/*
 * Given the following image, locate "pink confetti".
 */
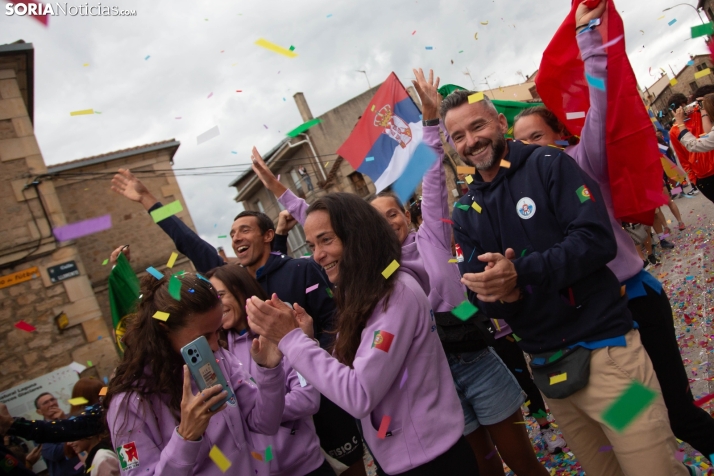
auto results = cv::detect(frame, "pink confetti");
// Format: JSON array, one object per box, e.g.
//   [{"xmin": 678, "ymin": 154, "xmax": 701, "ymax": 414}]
[
  {"xmin": 674, "ymin": 450, "xmax": 685, "ymax": 462},
  {"xmin": 412, "ymin": 30, "xmax": 416, "ymax": 35},
  {"xmin": 598, "ymin": 445, "xmax": 613, "ymax": 452},
  {"xmin": 74, "ymin": 462, "xmax": 84, "ymax": 470},
  {"xmin": 595, "ymin": 34, "xmax": 624, "ymax": 52},
  {"xmin": 306, "ymin": 283, "xmax": 319, "ymax": 293},
  {"xmin": 175, "ymin": 117, "xmax": 182, "ymax": 119},
  {"xmin": 207, "ymin": 92, "xmax": 213, "ymax": 99},
  {"xmin": 377, "ymin": 415, "xmax": 391, "ymax": 439}
]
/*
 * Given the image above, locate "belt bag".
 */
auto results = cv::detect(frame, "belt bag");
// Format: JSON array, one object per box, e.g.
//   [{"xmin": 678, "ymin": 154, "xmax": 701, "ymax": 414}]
[{"xmin": 529, "ymin": 346, "xmax": 591, "ymax": 399}]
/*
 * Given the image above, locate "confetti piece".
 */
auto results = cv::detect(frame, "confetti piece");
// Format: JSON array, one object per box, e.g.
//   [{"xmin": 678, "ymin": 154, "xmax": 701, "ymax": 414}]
[
  {"xmin": 440, "ymin": 218, "xmax": 454, "ymax": 225},
  {"xmin": 209, "ymin": 445, "xmax": 232, "ymax": 473},
  {"xmin": 687, "ymin": 60, "xmax": 695, "ymax": 66},
  {"xmin": 471, "ymin": 201, "xmax": 482, "ymax": 213},
  {"xmin": 377, "ymin": 415, "xmax": 391, "ymax": 439},
  {"xmin": 566, "ymin": 111, "xmax": 585, "ymax": 120},
  {"xmin": 550, "ymin": 373, "xmax": 568, "ymax": 385},
  {"xmin": 400, "ymin": 369, "xmax": 408, "ymax": 388},
  {"xmin": 412, "ymin": 30, "xmax": 416, "ymax": 35},
  {"xmin": 197, "ymin": 125, "xmax": 221, "ymax": 145},
  {"xmin": 668, "ymin": 19, "xmax": 677, "ymax": 26},
  {"xmin": 371, "ymin": 105, "xmax": 375, "ymax": 112},
  {"xmin": 102, "ymin": 259, "xmax": 109, "ymax": 266},
  {"xmin": 217, "ymin": 235, "xmax": 227, "ymax": 239},
  {"xmin": 602, "ymin": 381, "xmax": 657, "ymax": 432},
  {"xmin": 455, "ymin": 203, "xmax": 471, "ymax": 211},
  {"xmin": 68, "ymin": 397, "xmax": 89, "ymax": 406},
  {"xmin": 153, "ymin": 311, "xmax": 170, "ymax": 322},
  {"xmin": 265, "ymin": 446, "xmax": 273, "ymax": 462},
  {"xmin": 448, "ymin": 259, "xmax": 458, "ymax": 263},
  {"xmin": 326, "ymin": 288, "xmax": 333, "ymax": 298},
  {"xmin": 145, "ymin": 55, "xmax": 150, "ymax": 60},
  {"xmin": 586, "ymin": 73, "xmax": 606, "ymax": 91},
  {"xmin": 599, "ymin": 445, "xmax": 613, "ymax": 452},
  {"xmin": 83, "ymin": 63, "xmax": 89, "ymax": 67},
  {"xmin": 500, "ymin": 159, "xmax": 511, "ymax": 168},
  {"xmin": 175, "ymin": 117, "xmax": 182, "ymax": 120},
  {"xmin": 474, "ymin": 33, "xmax": 478, "ymax": 40},
  {"xmin": 670, "ymin": 78, "xmax": 678, "ymax": 86},
  {"xmin": 87, "ymin": 361, "xmax": 93, "ymax": 367},
  {"xmin": 451, "ymin": 301, "xmax": 479, "ymax": 321},
  {"xmin": 70, "ymin": 109, "xmax": 94, "ymax": 116},
  {"xmin": 150, "ymin": 200, "xmax": 184, "ymax": 223},
  {"xmin": 548, "ymin": 350, "xmax": 563, "ymax": 362},
  {"xmin": 255, "ymin": 38, "xmax": 299, "ymax": 58},
  {"xmin": 74, "ymin": 462, "xmax": 84, "ymax": 470},
  {"xmin": 287, "ymin": 118, "xmax": 322, "ymax": 137},
  {"xmin": 306, "ymin": 283, "xmax": 319, "ymax": 293},
  {"xmin": 289, "ymin": 45, "xmax": 295, "ymax": 51},
  {"xmin": 365, "ymin": 156, "xmax": 375, "ymax": 162},
  {"xmin": 53, "ymin": 214, "xmax": 112, "ymax": 241},
  {"xmin": 326, "ymin": 14, "xmax": 332, "ymax": 18},
  {"xmin": 657, "ymin": 15, "xmax": 665, "ymax": 20},
  {"xmin": 99, "ymin": 387, "xmax": 107, "ymax": 396},
  {"xmin": 480, "ymin": 20, "xmax": 489, "ymax": 25},
  {"xmin": 168, "ymin": 275, "xmax": 182, "ymax": 300},
  {"xmin": 166, "ymin": 252, "xmax": 178, "ymax": 268},
  {"xmin": 675, "ymin": 450, "xmax": 686, "ymax": 462},
  {"xmin": 251, "ymin": 452, "xmax": 263, "ymax": 462},
  {"xmin": 468, "ymin": 92, "xmax": 484, "ymax": 104},
  {"xmin": 146, "ymin": 267, "xmax": 164, "ymax": 280},
  {"xmin": 425, "ymin": 46, "xmax": 433, "ymax": 50},
  {"xmin": 457, "ymin": 165, "xmax": 476, "ymax": 174},
  {"xmin": 692, "ymin": 23, "xmax": 714, "ymax": 39},
  {"xmin": 14, "ymin": 321, "xmax": 36, "ymax": 332},
  {"xmin": 468, "ymin": 249, "xmax": 475, "ymax": 262},
  {"xmin": 694, "ymin": 392, "xmax": 714, "ymax": 407},
  {"xmin": 207, "ymin": 92, "xmax": 213, "ymax": 99},
  {"xmin": 595, "ymin": 34, "xmax": 624, "ymax": 52},
  {"xmin": 694, "ymin": 68, "xmax": 711, "ymax": 80},
  {"xmin": 465, "ymin": 175, "xmax": 474, "ymax": 184},
  {"xmin": 381, "ymin": 260, "xmax": 400, "ymax": 279}
]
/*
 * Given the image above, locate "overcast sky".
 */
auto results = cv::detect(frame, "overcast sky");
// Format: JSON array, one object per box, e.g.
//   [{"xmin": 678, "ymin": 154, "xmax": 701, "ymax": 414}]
[{"xmin": 1, "ymin": 0, "xmax": 708, "ymax": 256}]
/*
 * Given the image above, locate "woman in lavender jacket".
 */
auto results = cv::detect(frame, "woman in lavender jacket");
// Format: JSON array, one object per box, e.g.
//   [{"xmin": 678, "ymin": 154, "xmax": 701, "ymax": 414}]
[
  {"xmin": 205, "ymin": 265, "xmax": 333, "ymax": 476},
  {"xmin": 512, "ymin": 0, "xmax": 714, "ymax": 459},
  {"xmin": 105, "ymin": 272, "xmax": 286, "ymax": 476},
  {"xmin": 246, "ymin": 193, "xmax": 478, "ymax": 476}
]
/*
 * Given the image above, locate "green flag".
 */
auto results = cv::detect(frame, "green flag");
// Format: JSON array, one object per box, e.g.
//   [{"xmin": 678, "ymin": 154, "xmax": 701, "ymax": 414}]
[
  {"xmin": 108, "ymin": 252, "xmax": 140, "ymax": 352},
  {"xmin": 437, "ymin": 83, "xmax": 543, "ymax": 137}
]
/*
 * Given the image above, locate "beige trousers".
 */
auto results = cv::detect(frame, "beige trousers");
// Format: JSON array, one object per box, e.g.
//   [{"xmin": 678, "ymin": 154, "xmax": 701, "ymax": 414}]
[{"xmin": 542, "ymin": 330, "xmax": 688, "ymax": 476}]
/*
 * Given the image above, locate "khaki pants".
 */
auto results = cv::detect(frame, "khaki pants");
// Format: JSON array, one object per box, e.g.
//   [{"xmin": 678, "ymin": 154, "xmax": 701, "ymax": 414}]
[{"xmin": 542, "ymin": 330, "xmax": 688, "ymax": 476}]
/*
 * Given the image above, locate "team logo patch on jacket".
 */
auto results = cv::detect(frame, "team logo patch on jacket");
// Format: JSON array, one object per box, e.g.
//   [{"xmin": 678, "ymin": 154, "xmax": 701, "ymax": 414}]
[
  {"xmin": 116, "ymin": 442, "xmax": 140, "ymax": 470},
  {"xmin": 372, "ymin": 330, "xmax": 395, "ymax": 353},
  {"xmin": 576, "ymin": 185, "xmax": 594, "ymax": 203},
  {"xmin": 516, "ymin": 197, "xmax": 536, "ymax": 220}
]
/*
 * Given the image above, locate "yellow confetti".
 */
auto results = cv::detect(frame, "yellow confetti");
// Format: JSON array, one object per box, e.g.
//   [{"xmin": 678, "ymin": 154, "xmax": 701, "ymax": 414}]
[
  {"xmin": 166, "ymin": 252, "xmax": 179, "ymax": 268},
  {"xmin": 448, "ymin": 259, "xmax": 458, "ymax": 263},
  {"xmin": 99, "ymin": 387, "xmax": 108, "ymax": 396},
  {"xmin": 70, "ymin": 109, "xmax": 94, "ymax": 116},
  {"xmin": 153, "ymin": 311, "xmax": 170, "ymax": 322},
  {"xmin": 83, "ymin": 63, "xmax": 89, "ymax": 67},
  {"xmin": 550, "ymin": 373, "xmax": 568, "ymax": 385},
  {"xmin": 694, "ymin": 68, "xmax": 711, "ymax": 80},
  {"xmin": 525, "ymin": 400, "xmax": 531, "ymax": 407},
  {"xmin": 500, "ymin": 159, "xmax": 511, "ymax": 168},
  {"xmin": 209, "ymin": 445, "xmax": 232, "ymax": 473},
  {"xmin": 620, "ymin": 285, "xmax": 626, "ymax": 297},
  {"xmin": 371, "ymin": 105, "xmax": 375, "ymax": 112},
  {"xmin": 457, "ymin": 165, "xmax": 476, "ymax": 175},
  {"xmin": 471, "ymin": 202, "xmax": 482, "ymax": 213},
  {"xmin": 657, "ymin": 15, "xmax": 665, "ymax": 20},
  {"xmin": 68, "ymin": 397, "xmax": 89, "ymax": 406},
  {"xmin": 254, "ymin": 38, "xmax": 298, "ymax": 58},
  {"xmin": 381, "ymin": 260, "xmax": 400, "ymax": 279},
  {"xmin": 468, "ymin": 92, "xmax": 484, "ymax": 104},
  {"xmin": 474, "ymin": 33, "xmax": 478, "ymax": 40},
  {"xmin": 480, "ymin": 20, "xmax": 489, "ymax": 25},
  {"xmin": 465, "ymin": 175, "xmax": 474, "ymax": 184}
]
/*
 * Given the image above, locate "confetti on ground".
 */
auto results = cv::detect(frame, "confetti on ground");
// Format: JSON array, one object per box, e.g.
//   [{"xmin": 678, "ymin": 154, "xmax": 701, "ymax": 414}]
[
  {"xmin": 468, "ymin": 92, "xmax": 484, "ymax": 104},
  {"xmin": 146, "ymin": 267, "xmax": 164, "ymax": 280},
  {"xmin": 377, "ymin": 415, "xmax": 391, "ymax": 439},
  {"xmin": 166, "ymin": 252, "xmax": 178, "ymax": 268},
  {"xmin": 197, "ymin": 125, "xmax": 220, "ymax": 145},
  {"xmin": 452, "ymin": 300, "xmax": 478, "ymax": 321},
  {"xmin": 601, "ymin": 381, "xmax": 657, "ymax": 432},
  {"xmin": 152, "ymin": 311, "xmax": 170, "ymax": 322},
  {"xmin": 14, "ymin": 321, "xmax": 36, "ymax": 332},
  {"xmin": 68, "ymin": 397, "xmax": 89, "ymax": 406},
  {"xmin": 53, "ymin": 214, "xmax": 112, "ymax": 241},
  {"xmin": 255, "ymin": 38, "xmax": 299, "ymax": 58},
  {"xmin": 306, "ymin": 283, "xmax": 319, "ymax": 293},
  {"xmin": 209, "ymin": 445, "xmax": 231, "ymax": 473},
  {"xmin": 381, "ymin": 260, "xmax": 400, "ymax": 279},
  {"xmin": 70, "ymin": 109, "xmax": 94, "ymax": 116},
  {"xmin": 150, "ymin": 200, "xmax": 184, "ymax": 223}
]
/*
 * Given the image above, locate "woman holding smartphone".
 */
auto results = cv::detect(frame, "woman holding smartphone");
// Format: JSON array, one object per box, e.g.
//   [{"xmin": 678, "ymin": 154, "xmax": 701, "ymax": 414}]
[
  {"xmin": 246, "ymin": 193, "xmax": 478, "ymax": 476},
  {"xmin": 105, "ymin": 272, "xmax": 285, "ymax": 476},
  {"xmin": 205, "ymin": 266, "xmax": 333, "ymax": 476}
]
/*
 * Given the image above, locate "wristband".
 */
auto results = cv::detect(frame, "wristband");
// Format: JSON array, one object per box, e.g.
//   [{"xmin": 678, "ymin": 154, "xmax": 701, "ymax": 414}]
[
  {"xmin": 577, "ymin": 18, "xmax": 601, "ymax": 34},
  {"xmin": 422, "ymin": 118, "xmax": 440, "ymax": 127}
]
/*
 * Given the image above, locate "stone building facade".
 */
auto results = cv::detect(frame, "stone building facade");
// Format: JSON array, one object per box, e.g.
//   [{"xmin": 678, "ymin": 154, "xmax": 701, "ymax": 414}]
[{"xmin": 647, "ymin": 54, "xmax": 714, "ymax": 122}]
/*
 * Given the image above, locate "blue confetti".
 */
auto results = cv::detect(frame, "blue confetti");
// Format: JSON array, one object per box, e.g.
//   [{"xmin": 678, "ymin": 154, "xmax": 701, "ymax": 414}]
[
  {"xmin": 585, "ymin": 73, "xmax": 606, "ymax": 91},
  {"xmin": 688, "ymin": 60, "xmax": 695, "ymax": 66},
  {"xmin": 668, "ymin": 18, "xmax": 677, "ymax": 26},
  {"xmin": 145, "ymin": 55, "xmax": 150, "ymax": 60},
  {"xmin": 365, "ymin": 156, "xmax": 375, "ymax": 162},
  {"xmin": 231, "ymin": 151, "xmax": 237, "ymax": 154},
  {"xmin": 326, "ymin": 13, "xmax": 332, "ymax": 18},
  {"xmin": 425, "ymin": 46, "xmax": 434, "ymax": 50},
  {"xmin": 468, "ymin": 248, "xmax": 476, "ymax": 262},
  {"xmin": 146, "ymin": 267, "xmax": 164, "ymax": 279},
  {"xmin": 554, "ymin": 140, "xmax": 569, "ymax": 146}
]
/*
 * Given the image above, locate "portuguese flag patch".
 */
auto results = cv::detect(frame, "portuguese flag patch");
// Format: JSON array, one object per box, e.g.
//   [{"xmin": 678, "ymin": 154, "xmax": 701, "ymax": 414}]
[
  {"xmin": 576, "ymin": 185, "xmax": 594, "ymax": 203},
  {"xmin": 372, "ymin": 330, "xmax": 395, "ymax": 353}
]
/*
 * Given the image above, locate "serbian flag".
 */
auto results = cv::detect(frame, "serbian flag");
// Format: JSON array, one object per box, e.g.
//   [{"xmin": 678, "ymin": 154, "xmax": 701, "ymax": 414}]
[
  {"xmin": 337, "ymin": 73, "xmax": 436, "ymax": 199},
  {"xmin": 536, "ymin": 0, "xmax": 665, "ymax": 225}
]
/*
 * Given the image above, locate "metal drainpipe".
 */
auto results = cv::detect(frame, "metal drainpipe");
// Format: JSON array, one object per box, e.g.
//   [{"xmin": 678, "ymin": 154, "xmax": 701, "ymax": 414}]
[{"xmin": 296, "ymin": 133, "xmax": 328, "ymax": 181}]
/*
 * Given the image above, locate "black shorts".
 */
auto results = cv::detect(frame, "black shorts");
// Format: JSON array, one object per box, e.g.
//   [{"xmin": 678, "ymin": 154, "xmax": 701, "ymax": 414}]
[{"xmin": 313, "ymin": 395, "xmax": 363, "ymax": 466}]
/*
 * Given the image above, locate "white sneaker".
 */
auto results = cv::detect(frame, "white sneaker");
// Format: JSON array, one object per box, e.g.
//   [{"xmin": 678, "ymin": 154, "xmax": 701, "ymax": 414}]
[{"xmin": 541, "ymin": 426, "xmax": 566, "ymax": 454}]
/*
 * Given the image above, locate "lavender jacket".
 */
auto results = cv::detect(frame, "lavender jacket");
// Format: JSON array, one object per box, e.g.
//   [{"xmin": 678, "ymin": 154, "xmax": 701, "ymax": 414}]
[
  {"xmin": 564, "ymin": 29, "xmax": 643, "ymax": 283},
  {"xmin": 107, "ymin": 348, "xmax": 285, "ymax": 476},
  {"xmin": 226, "ymin": 331, "xmax": 324, "ymax": 476},
  {"xmin": 278, "ymin": 144, "xmax": 465, "ymax": 313},
  {"xmin": 277, "ymin": 271, "xmax": 464, "ymax": 474}
]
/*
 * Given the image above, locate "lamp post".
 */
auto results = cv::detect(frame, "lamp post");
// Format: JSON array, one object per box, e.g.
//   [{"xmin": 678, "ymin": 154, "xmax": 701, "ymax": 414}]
[
  {"xmin": 663, "ymin": 3, "xmax": 707, "ymax": 25},
  {"xmin": 356, "ymin": 70, "xmax": 371, "ymax": 89}
]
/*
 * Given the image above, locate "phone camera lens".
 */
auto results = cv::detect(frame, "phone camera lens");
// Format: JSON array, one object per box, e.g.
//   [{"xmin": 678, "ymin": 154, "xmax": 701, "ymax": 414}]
[
  {"xmin": 191, "ymin": 356, "xmax": 197, "ymax": 363},
  {"xmin": 188, "ymin": 349, "xmax": 193, "ymax": 355}
]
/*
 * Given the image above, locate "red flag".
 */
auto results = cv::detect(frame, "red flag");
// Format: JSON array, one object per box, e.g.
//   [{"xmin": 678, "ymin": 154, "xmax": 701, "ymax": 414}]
[{"xmin": 536, "ymin": 0, "xmax": 665, "ymax": 225}]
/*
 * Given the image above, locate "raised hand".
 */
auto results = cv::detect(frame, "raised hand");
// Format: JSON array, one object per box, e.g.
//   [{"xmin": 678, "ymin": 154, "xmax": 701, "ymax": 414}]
[
  {"xmin": 276, "ymin": 210, "xmax": 297, "ymax": 235},
  {"xmin": 575, "ymin": 0, "xmax": 606, "ymax": 28},
  {"xmin": 111, "ymin": 169, "xmax": 158, "ymax": 210},
  {"xmin": 251, "ymin": 147, "xmax": 288, "ymax": 198},
  {"xmin": 109, "ymin": 245, "xmax": 130, "ymax": 266},
  {"xmin": 250, "ymin": 335, "xmax": 284, "ymax": 369},
  {"xmin": 411, "ymin": 68, "xmax": 441, "ymax": 121},
  {"xmin": 246, "ymin": 293, "xmax": 298, "ymax": 344}
]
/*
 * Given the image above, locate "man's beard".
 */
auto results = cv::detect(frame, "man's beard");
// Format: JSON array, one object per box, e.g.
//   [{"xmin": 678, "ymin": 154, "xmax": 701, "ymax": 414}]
[{"xmin": 463, "ymin": 135, "xmax": 506, "ymax": 171}]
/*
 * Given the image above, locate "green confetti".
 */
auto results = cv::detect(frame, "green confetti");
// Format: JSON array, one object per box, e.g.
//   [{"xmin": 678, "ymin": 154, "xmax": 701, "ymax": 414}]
[
  {"xmin": 548, "ymin": 350, "xmax": 563, "ymax": 363},
  {"xmin": 265, "ymin": 445, "xmax": 273, "ymax": 462},
  {"xmin": 451, "ymin": 300, "xmax": 478, "ymax": 321},
  {"xmin": 601, "ymin": 381, "xmax": 657, "ymax": 432},
  {"xmin": 102, "ymin": 259, "xmax": 109, "ymax": 265},
  {"xmin": 326, "ymin": 288, "xmax": 333, "ymax": 298},
  {"xmin": 150, "ymin": 200, "xmax": 184, "ymax": 223},
  {"xmin": 289, "ymin": 45, "xmax": 295, "ymax": 51},
  {"xmin": 169, "ymin": 275, "xmax": 182, "ymax": 301},
  {"xmin": 217, "ymin": 235, "xmax": 227, "ymax": 238},
  {"xmin": 533, "ymin": 409, "xmax": 548, "ymax": 419},
  {"xmin": 87, "ymin": 361, "xmax": 93, "ymax": 367},
  {"xmin": 286, "ymin": 118, "xmax": 322, "ymax": 138},
  {"xmin": 691, "ymin": 22, "xmax": 714, "ymax": 39},
  {"xmin": 454, "ymin": 203, "xmax": 471, "ymax": 211},
  {"xmin": 512, "ymin": 334, "xmax": 521, "ymax": 342},
  {"xmin": 520, "ymin": 249, "xmax": 527, "ymax": 257}
]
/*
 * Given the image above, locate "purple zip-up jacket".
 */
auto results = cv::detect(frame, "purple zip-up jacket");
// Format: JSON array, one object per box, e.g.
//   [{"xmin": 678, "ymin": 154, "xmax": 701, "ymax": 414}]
[
  {"xmin": 564, "ymin": 29, "xmax": 642, "ymax": 283},
  {"xmin": 107, "ymin": 348, "xmax": 285, "ymax": 476},
  {"xmin": 277, "ymin": 271, "xmax": 464, "ymax": 475},
  {"xmin": 278, "ymin": 145, "xmax": 464, "ymax": 313},
  {"xmin": 226, "ymin": 331, "xmax": 324, "ymax": 476}
]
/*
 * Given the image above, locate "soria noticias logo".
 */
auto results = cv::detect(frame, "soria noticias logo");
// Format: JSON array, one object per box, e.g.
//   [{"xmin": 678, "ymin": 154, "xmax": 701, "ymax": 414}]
[{"xmin": 5, "ymin": 3, "xmax": 137, "ymax": 16}]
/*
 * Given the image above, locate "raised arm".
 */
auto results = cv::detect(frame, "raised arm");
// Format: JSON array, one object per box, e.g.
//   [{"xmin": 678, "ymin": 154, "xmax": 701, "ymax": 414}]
[
  {"xmin": 675, "ymin": 107, "xmax": 714, "ymax": 153},
  {"xmin": 111, "ymin": 169, "xmax": 223, "ymax": 273},
  {"xmin": 6, "ymin": 404, "xmax": 104, "ymax": 443}
]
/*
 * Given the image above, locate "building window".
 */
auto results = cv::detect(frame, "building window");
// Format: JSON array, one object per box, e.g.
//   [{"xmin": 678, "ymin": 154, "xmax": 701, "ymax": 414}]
[
  {"xmin": 709, "ymin": 8, "xmax": 714, "ymax": 22},
  {"xmin": 254, "ymin": 199, "xmax": 264, "ymax": 213},
  {"xmin": 290, "ymin": 169, "xmax": 303, "ymax": 191},
  {"xmin": 696, "ymin": 63, "xmax": 709, "ymax": 71},
  {"xmin": 349, "ymin": 172, "xmax": 369, "ymax": 197},
  {"xmin": 287, "ymin": 224, "xmax": 309, "ymax": 258},
  {"xmin": 690, "ymin": 81, "xmax": 699, "ymax": 94}
]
